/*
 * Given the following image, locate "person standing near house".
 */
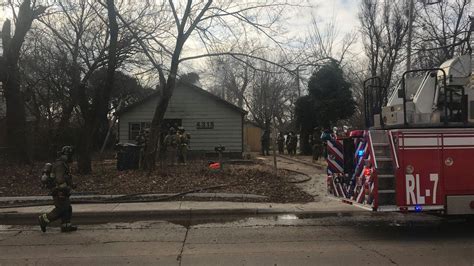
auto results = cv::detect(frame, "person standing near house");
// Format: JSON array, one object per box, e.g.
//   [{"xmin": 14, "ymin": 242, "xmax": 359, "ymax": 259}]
[
  {"xmin": 38, "ymin": 146, "xmax": 77, "ymax": 233},
  {"xmin": 177, "ymin": 127, "xmax": 190, "ymax": 165},
  {"xmin": 277, "ymin": 132, "xmax": 285, "ymax": 154},
  {"xmin": 290, "ymin": 132, "xmax": 298, "ymax": 155},
  {"xmin": 342, "ymin": 125, "xmax": 350, "ymax": 137},
  {"xmin": 286, "ymin": 132, "xmax": 293, "ymax": 155},
  {"xmin": 164, "ymin": 127, "xmax": 178, "ymax": 165},
  {"xmin": 260, "ymin": 129, "xmax": 270, "ymax": 156},
  {"xmin": 311, "ymin": 128, "xmax": 322, "ymax": 162},
  {"xmin": 136, "ymin": 129, "xmax": 148, "ymax": 169},
  {"xmin": 320, "ymin": 127, "xmax": 334, "ymax": 159}
]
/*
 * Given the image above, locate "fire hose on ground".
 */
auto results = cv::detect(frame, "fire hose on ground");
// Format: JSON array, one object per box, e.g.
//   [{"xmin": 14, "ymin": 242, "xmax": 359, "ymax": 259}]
[
  {"xmin": 0, "ymin": 169, "xmax": 312, "ymax": 209},
  {"xmin": 0, "ymin": 183, "xmax": 237, "ymax": 209}
]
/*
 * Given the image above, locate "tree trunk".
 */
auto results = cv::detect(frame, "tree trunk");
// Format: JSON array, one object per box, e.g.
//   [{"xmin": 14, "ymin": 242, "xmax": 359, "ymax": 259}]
[
  {"xmin": 299, "ymin": 130, "xmax": 311, "ymax": 155},
  {"xmin": 143, "ymin": 35, "xmax": 185, "ymax": 170},
  {"xmin": 3, "ymin": 63, "xmax": 30, "ymax": 163},
  {"xmin": 1, "ymin": 1, "xmax": 46, "ymax": 163},
  {"xmin": 143, "ymin": 69, "xmax": 179, "ymax": 170},
  {"xmin": 143, "ymin": 92, "xmax": 170, "ymax": 171},
  {"xmin": 1, "ymin": 2, "xmax": 38, "ymax": 163},
  {"xmin": 76, "ymin": 0, "xmax": 118, "ymax": 174},
  {"xmin": 76, "ymin": 121, "xmax": 93, "ymax": 174},
  {"xmin": 100, "ymin": 115, "xmax": 117, "ymax": 153}
]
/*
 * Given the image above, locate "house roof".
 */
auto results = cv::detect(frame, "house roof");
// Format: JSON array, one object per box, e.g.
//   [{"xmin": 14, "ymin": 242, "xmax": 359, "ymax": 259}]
[{"xmin": 115, "ymin": 83, "xmax": 247, "ymax": 116}]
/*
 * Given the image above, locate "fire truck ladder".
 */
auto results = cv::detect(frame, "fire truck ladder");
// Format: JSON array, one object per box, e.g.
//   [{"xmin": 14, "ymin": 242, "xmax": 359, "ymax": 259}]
[{"xmin": 370, "ymin": 130, "xmax": 397, "ymax": 207}]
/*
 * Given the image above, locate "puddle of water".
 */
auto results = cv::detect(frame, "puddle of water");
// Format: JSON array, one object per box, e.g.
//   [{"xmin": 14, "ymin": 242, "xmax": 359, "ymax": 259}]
[
  {"xmin": 165, "ymin": 213, "xmax": 348, "ymax": 228},
  {"xmin": 277, "ymin": 214, "xmax": 298, "ymax": 220},
  {"xmin": 0, "ymin": 224, "xmax": 13, "ymax": 230},
  {"xmin": 165, "ymin": 214, "xmax": 309, "ymax": 228},
  {"xmin": 166, "ymin": 216, "xmax": 246, "ymax": 228}
]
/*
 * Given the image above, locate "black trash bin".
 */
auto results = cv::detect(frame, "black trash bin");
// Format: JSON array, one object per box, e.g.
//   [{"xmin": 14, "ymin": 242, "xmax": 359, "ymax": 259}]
[{"xmin": 116, "ymin": 143, "xmax": 140, "ymax": 171}]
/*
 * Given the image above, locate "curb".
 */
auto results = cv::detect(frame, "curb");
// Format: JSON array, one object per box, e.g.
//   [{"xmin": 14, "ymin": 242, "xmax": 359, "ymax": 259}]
[{"xmin": 0, "ymin": 208, "xmax": 366, "ymax": 225}]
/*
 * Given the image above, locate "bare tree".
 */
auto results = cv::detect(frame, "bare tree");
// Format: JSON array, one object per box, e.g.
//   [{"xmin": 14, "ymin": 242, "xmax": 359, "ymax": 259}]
[
  {"xmin": 359, "ymin": 0, "xmax": 409, "ymax": 100},
  {"xmin": 308, "ymin": 14, "xmax": 358, "ymax": 66},
  {"xmin": 0, "ymin": 0, "xmax": 46, "ymax": 163},
  {"xmin": 247, "ymin": 62, "xmax": 296, "ymax": 131},
  {"xmin": 413, "ymin": 0, "xmax": 470, "ymax": 69},
  {"xmin": 73, "ymin": 0, "xmax": 119, "ymax": 173},
  {"xmin": 208, "ymin": 55, "xmax": 254, "ymax": 109},
  {"xmin": 115, "ymin": 0, "xmax": 294, "ymax": 170},
  {"xmin": 27, "ymin": 0, "xmax": 135, "ymax": 173},
  {"xmin": 206, "ymin": 49, "xmax": 298, "ymax": 132}
]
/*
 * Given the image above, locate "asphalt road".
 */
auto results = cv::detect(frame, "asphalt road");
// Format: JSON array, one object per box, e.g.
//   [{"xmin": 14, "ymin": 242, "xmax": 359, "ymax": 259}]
[{"xmin": 1, "ymin": 212, "xmax": 474, "ymax": 266}]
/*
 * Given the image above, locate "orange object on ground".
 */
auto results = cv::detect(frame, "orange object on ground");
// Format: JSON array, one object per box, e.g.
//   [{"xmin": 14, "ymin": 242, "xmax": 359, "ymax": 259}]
[{"xmin": 209, "ymin": 162, "xmax": 221, "ymax": 169}]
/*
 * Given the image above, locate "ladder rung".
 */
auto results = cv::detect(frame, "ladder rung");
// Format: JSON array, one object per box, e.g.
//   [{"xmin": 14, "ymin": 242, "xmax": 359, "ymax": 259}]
[
  {"xmin": 373, "ymin": 143, "xmax": 389, "ymax": 146},
  {"xmin": 378, "ymin": 174, "xmax": 394, "ymax": 178},
  {"xmin": 377, "ymin": 157, "xmax": 392, "ymax": 161},
  {"xmin": 379, "ymin": 189, "xmax": 395, "ymax": 193}
]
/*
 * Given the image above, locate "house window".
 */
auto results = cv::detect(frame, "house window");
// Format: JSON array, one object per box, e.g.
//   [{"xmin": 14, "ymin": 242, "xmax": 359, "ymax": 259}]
[{"xmin": 128, "ymin": 122, "xmax": 150, "ymax": 140}]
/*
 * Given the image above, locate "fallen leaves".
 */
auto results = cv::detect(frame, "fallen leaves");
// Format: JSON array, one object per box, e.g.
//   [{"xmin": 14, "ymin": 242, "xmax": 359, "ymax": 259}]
[{"xmin": 0, "ymin": 160, "xmax": 313, "ymax": 203}]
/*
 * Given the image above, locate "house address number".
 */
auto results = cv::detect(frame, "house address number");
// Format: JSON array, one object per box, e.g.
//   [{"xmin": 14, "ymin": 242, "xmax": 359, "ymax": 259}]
[{"xmin": 196, "ymin": 121, "xmax": 214, "ymax": 129}]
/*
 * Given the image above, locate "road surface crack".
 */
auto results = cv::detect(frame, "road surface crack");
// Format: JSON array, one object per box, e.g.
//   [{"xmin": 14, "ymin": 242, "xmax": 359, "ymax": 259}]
[
  {"xmin": 327, "ymin": 227, "xmax": 398, "ymax": 265},
  {"xmin": 0, "ymin": 230, "xmax": 22, "ymax": 243},
  {"xmin": 365, "ymin": 247, "xmax": 398, "ymax": 265},
  {"xmin": 176, "ymin": 226, "xmax": 189, "ymax": 266}
]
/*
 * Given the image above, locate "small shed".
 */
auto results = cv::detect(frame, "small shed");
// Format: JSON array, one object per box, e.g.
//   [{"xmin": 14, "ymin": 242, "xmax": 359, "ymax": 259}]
[
  {"xmin": 243, "ymin": 120, "xmax": 263, "ymax": 152},
  {"xmin": 116, "ymin": 84, "xmax": 247, "ymax": 157}
]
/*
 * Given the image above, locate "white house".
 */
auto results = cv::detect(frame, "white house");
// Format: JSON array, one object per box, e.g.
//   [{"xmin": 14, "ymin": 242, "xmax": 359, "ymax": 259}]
[{"xmin": 116, "ymin": 84, "xmax": 247, "ymax": 157}]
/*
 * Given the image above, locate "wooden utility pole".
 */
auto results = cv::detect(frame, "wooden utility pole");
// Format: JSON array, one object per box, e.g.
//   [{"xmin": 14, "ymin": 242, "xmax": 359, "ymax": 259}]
[
  {"xmin": 406, "ymin": 0, "xmax": 415, "ymax": 72},
  {"xmin": 296, "ymin": 66, "xmax": 300, "ymax": 98},
  {"xmin": 272, "ymin": 116, "xmax": 278, "ymax": 175}
]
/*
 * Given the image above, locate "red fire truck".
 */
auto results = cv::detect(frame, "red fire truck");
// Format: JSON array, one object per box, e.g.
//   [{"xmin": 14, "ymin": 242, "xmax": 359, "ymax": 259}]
[{"xmin": 327, "ymin": 52, "xmax": 474, "ymax": 215}]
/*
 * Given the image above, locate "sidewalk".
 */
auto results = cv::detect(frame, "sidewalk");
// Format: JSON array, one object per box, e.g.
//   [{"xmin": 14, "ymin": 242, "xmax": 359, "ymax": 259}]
[
  {"xmin": 0, "ymin": 199, "xmax": 364, "ymax": 223},
  {"xmin": 258, "ymin": 155, "xmax": 328, "ymax": 203}
]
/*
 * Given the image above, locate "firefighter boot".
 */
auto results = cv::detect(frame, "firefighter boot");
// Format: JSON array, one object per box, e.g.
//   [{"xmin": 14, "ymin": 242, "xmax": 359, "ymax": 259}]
[
  {"xmin": 61, "ymin": 223, "xmax": 78, "ymax": 233},
  {"xmin": 38, "ymin": 214, "xmax": 49, "ymax": 233}
]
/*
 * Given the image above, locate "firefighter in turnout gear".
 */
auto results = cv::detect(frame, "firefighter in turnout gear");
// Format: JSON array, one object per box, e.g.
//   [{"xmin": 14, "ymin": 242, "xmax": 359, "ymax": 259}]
[
  {"xmin": 136, "ymin": 129, "xmax": 149, "ymax": 169},
  {"xmin": 164, "ymin": 127, "xmax": 178, "ymax": 166},
  {"xmin": 177, "ymin": 127, "xmax": 190, "ymax": 165},
  {"xmin": 287, "ymin": 132, "xmax": 298, "ymax": 155},
  {"xmin": 277, "ymin": 133, "xmax": 285, "ymax": 154},
  {"xmin": 311, "ymin": 128, "xmax": 323, "ymax": 162},
  {"xmin": 38, "ymin": 146, "xmax": 77, "ymax": 233},
  {"xmin": 261, "ymin": 130, "xmax": 270, "ymax": 156}
]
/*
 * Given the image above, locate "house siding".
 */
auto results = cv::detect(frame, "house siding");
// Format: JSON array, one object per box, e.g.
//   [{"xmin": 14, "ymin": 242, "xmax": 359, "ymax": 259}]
[{"xmin": 118, "ymin": 85, "xmax": 243, "ymax": 153}]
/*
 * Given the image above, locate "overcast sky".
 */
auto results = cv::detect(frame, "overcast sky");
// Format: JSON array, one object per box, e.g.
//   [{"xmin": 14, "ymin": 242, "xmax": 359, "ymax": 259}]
[
  {"xmin": 1, "ymin": 0, "xmax": 363, "ymax": 51},
  {"xmin": 0, "ymin": 0, "xmax": 364, "ymax": 85},
  {"xmin": 286, "ymin": 0, "xmax": 364, "ymax": 71},
  {"xmin": 287, "ymin": 0, "xmax": 360, "ymax": 40},
  {"xmin": 186, "ymin": 0, "xmax": 364, "ymax": 79}
]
